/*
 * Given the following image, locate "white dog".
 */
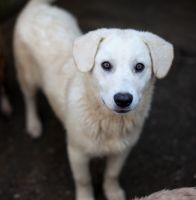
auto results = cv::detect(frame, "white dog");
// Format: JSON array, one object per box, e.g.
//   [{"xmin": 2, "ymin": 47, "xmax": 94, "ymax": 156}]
[{"xmin": 14, "ymin": 0, "xmax": 174, "ymax": 200}]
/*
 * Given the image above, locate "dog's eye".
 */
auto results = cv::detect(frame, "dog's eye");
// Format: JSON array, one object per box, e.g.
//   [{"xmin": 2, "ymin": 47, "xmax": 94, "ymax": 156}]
[
  {"xmin": 101, "ymin": 61, "xmax": 113, "ymax": 71},
  {"xmin": 134, "ymin": 63, "xmax": 145, "ymax": 73}
]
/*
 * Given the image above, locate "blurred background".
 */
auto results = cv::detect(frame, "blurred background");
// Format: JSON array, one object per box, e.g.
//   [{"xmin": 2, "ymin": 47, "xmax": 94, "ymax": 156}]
[{"xmin": 0, "ymin": 0, "xmax": 196, "ymax": 199}]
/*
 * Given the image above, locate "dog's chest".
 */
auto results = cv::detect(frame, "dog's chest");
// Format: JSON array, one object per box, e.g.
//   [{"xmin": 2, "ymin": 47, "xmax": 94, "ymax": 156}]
[
  {"xmin": 93, "ymin": 120, "xmax": 138, "ymax": 155},
  {"xmin": 75, "ymin": 111, "xmax": 143, "ymax": 155}
]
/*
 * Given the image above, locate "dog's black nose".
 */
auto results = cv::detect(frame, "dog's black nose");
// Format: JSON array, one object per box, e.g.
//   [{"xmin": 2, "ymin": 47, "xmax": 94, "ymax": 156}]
[{"xmin": 114, "ymin": 93, "xmax": 133, "ymax": 108}]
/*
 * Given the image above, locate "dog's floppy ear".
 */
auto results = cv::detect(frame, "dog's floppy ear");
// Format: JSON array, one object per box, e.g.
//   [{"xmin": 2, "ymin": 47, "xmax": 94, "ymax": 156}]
[
  {"xmin": 141, "ymin": 32, "xmax": 174, "ymax": 79},
  {"xmin": 73, "ymin": 29, "xmax": 108, "ymax": 72}
]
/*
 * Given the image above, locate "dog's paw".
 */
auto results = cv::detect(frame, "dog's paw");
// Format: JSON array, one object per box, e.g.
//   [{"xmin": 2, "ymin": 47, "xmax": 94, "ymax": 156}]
[
  {"xmin": 77, "ymin": 198, "xmax": 94, "ymax": 200},
  {"xmin": 76, "ymin": 194, "xmax": 95, "ymax": 200},
  {"xmin": 104, "ymin": 181, "xmax": 126, "ymax": 200},
  {"xmin": 76, "ymin": 187, "xmax": 95, "ymax": 200},
  {"xmin": 27, "ymin": 117, "xmax": 42, "ymax": 138},
  {"xmin": 105, "ymin": 188, "xmax": 126, "ymax": 200}
]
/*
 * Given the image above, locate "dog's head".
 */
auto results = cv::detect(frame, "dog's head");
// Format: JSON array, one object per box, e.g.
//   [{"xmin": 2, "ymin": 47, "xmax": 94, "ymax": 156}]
[{"xmin": 73, "ymin": 29, "xmax": 174, "ymax": 114}]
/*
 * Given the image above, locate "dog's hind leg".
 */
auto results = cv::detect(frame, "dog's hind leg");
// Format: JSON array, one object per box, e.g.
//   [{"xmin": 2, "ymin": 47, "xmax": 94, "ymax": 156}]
[{"xmin": 18, "ymin": 72, "xmax": 42, "ymax": 138}]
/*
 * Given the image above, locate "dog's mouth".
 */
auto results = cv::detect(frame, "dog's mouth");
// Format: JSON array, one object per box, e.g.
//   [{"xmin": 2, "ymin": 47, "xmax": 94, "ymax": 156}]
[
  {"xmin": 101, "ymin": 98, "xmax": 131, "ymax": 114},
  {"xmin": 114, "ymin": 108, "xmax": 131, "ymax": 114}
]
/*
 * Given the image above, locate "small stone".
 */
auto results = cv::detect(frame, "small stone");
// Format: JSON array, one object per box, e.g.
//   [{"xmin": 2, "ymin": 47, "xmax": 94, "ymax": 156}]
[{"xmin": 13, "ymin": 193, "xmax": 20, "ymax": 199}]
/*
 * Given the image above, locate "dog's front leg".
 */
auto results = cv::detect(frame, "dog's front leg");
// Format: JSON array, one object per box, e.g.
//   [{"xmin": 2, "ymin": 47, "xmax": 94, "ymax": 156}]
[
  {"xmin": 104, "ymin": 150, "xmax": 130, "ymax": 200},
  {"xmin": 68, "ymin": 145, "xmax": 94, "ymax": 200}
]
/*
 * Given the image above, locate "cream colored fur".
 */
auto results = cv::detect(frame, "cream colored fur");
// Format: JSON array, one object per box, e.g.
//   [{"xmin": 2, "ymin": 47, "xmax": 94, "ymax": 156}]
[
  {"xmin": 14, "ymin": 0, "xmax": 174, "ymax": 200},
  {"xmin": 134, "ymin": 187, "xmax": 196, "ymax": 200}
]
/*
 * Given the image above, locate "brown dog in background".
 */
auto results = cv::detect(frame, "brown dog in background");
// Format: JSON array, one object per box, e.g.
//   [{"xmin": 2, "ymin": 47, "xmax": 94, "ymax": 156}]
[
  {"xmin": 133, "ymin": 187, "xmax": 196, "ymax": 200},
  {"xmin": 0, "ymin": 29, "xmax": 12, "ymax": 116}
]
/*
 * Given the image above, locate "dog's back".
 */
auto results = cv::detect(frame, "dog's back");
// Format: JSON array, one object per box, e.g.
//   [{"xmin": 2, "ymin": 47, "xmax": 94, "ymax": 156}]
[{"xmin": 14, "ymin": 0, "xmax": 81, "ymax": 79}]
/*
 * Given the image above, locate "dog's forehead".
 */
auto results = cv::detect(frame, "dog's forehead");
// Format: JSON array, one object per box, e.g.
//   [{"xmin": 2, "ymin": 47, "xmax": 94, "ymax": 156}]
[{"xmin": 98, "ymin": 32, "xmax": 149, "ymax": 60}]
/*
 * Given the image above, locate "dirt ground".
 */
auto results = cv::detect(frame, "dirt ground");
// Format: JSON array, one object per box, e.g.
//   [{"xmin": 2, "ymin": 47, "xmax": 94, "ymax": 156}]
[{"xmin": 0, "ymin": 0, "xmax": 196, "ymax": 200}]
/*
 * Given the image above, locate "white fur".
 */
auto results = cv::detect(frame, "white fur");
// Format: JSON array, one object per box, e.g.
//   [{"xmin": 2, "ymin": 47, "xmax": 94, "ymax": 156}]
[{"xmin": 14, "ymin": 1, "xmax": 174, "ymax": 200}]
